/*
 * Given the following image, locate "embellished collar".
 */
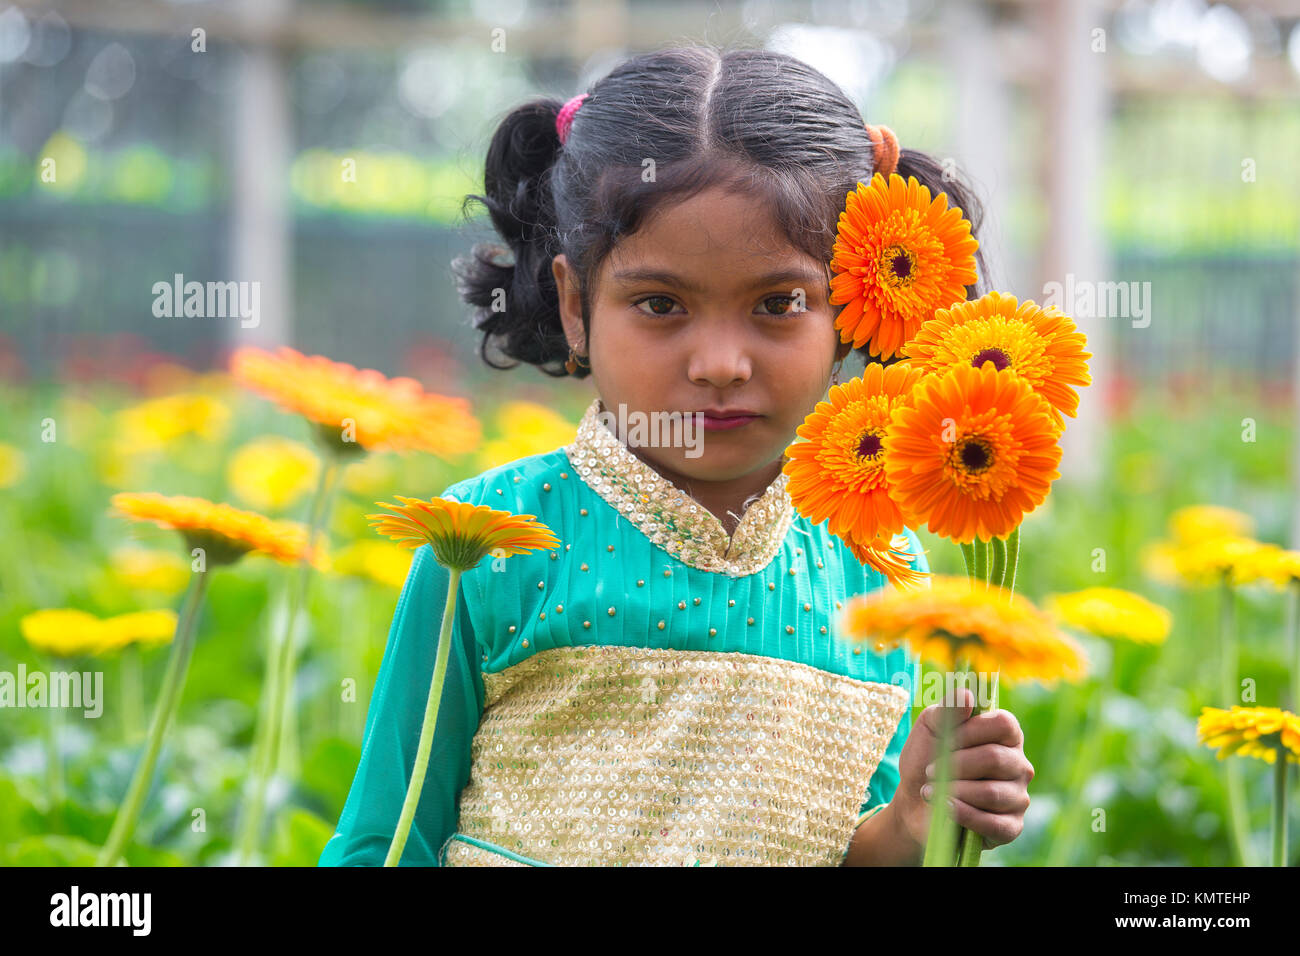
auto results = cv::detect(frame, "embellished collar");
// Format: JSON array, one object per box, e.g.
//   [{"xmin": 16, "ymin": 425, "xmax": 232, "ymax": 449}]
[{"xmin": 564, "ymin": 397, "xmax": 795, "ymax": 577}]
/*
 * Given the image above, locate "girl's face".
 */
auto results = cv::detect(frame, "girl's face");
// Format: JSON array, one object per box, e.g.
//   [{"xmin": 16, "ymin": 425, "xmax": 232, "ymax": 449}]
[{"xmin": 553, "ymin": 185, "xmax": 851, "ymax": 489}]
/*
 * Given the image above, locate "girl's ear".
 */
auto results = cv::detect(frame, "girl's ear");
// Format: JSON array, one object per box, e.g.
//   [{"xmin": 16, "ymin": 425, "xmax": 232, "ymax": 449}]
[{"xmin": 551, "ymin": 254, "xmax": 587, "ymax": 353}]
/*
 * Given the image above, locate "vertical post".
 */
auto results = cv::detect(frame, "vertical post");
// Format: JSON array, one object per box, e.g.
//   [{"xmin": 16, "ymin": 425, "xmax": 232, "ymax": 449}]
[
  {"xmin": 1039, "ymin": 0, "xmax": 1110, "ymax": 485},
  {"xmin": 229, "ymin": 0, "xmax": 293, "ymax": 349}
]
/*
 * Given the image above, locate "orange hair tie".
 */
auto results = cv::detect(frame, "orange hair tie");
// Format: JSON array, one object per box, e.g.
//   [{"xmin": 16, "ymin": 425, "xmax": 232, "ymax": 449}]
[{"xmin": 864, "ymin": 123, "xmax": 900, "ymax": 179}]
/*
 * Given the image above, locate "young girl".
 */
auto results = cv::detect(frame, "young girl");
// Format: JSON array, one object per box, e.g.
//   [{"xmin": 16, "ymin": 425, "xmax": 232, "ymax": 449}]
[{"xmin": 319, "ymin": 45, "xmax": 1033, "ymax": 867}]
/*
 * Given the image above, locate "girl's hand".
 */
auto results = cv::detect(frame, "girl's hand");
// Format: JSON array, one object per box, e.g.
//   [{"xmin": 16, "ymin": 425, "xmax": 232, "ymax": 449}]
[{"xmin": 892, "ymin": 686, "xmax": 1034, "ymax": 854}]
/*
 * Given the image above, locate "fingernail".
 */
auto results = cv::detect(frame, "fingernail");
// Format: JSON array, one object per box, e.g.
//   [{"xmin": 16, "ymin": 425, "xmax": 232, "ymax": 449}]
[
  {"xmin": 920, "ymin": 784, "xmax": 933, "ymax": 802},
  {"xmin": 946, "ymin": 798, "xmax": 957, "ymax": 810},
  {"xmin": 924, "ymin": 762, "xmax": 935, "ymax": 779}
]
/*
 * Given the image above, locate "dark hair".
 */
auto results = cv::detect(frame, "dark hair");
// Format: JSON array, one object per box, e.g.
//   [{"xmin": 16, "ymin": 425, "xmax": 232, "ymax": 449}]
[{"xmin": 452, "ymin": 44, "xmax": 990, "ymax": 379}]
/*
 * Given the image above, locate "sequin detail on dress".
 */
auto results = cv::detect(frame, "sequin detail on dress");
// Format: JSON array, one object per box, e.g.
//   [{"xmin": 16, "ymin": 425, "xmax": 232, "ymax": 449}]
[
  {"xmin": 446, "ymin": 644, "xmax": 911, "ymax": 866},
  {"xmin": 564, "ymin": 398, "xmax": 794, "ymax": 577}
]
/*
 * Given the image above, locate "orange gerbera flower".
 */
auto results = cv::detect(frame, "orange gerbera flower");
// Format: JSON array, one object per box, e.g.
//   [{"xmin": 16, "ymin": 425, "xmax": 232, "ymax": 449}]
[
  {"xmin": 829, "ymin": 173, "xmax": 980, "ymax": 361},
  {"xmin": 230, "ymin": 346, "xmax": 481, "ymax": 457},
  {"xmin": 783, "ymin": 362, "xmax": 925, "ymax": 545},
  {"xmin": 901, "ymin": 290, "xmax": 1092, "ymax": 431},
  {"xmin": 111, "ymin": 492, "xmax": 322, "ymax": 567},
  {"xmin": 883, "ymin": 363, "xmax": 1061, "ymax": 543},
  {"xmin": 840, "ymin": 575, "xmax": 1087, "ymax": 685},
  {"xmin": 842, "ymin": 529, "xmax": 929, "ymax": 591},
  {"xmin": 368, "ymin": 496, "xmax": 560, "ymax": 571}
]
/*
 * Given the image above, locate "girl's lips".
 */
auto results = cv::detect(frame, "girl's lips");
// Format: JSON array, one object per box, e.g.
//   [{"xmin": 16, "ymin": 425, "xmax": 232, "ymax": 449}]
[{"xmin": 700, "ymin": 414, "xmax": 760, "ymax": 431}]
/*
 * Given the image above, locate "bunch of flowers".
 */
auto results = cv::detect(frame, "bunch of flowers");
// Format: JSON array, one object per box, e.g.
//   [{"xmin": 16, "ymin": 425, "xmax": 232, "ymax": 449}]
[{"xmin": 784, "ymin": 171, "xmax": 1096, "ymax": 865}]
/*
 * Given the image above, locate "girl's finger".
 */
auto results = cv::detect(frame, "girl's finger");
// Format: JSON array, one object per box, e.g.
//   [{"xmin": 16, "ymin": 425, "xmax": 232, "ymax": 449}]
[
  {"xmin": 929, "ymin": 743, "xmax": 1029, "ymax": 782},
  {"xmin": 942, "ymin": 796, "xmax": 1024, "ymax": 849},
  {"xmin": 951, "ymin": 708, "xmax": 1024, "ymax": 750},
  {"xmin": 943, "ymin": 778, "xmax": 1030, "ymax": 814}
]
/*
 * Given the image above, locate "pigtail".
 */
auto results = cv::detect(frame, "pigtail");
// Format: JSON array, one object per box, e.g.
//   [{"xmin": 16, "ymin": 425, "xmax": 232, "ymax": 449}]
[{"xmin": 451, "ymin": 98, "xmax": 576, "ymax": 378}]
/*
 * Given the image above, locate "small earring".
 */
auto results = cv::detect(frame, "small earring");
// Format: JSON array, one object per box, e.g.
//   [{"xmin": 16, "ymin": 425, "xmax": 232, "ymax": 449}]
[
  {"xmin": 565, "ymin": 347, "xmax": 590, "ymax": 375},
  {"xmin": 831, "ymin": 359, "xmax": 845, "ymax": 387}
]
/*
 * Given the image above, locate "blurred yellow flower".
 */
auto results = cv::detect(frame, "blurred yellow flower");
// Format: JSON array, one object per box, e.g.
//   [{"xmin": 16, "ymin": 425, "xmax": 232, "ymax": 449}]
[
  {"xmin": 0, "ymin": 442, "xmax": 25, "ymax": 488},
  {"xmin": 112, "ymin": 392, "xmax": 232, "ymax": 455},
  {"xmin": 1143, "ymin": 532, "xmax": 1277, "ymax": 589},
  {"xmin": 1198, "ymin": 705, "xmax": 1300, "ymax": 764},
  {"xmin": 1045, "ymin": 587, "xmax": 1171, "ymax": 644},
  {"xmin": 1255, "ymin": 548, "xmax": 1300, "ymax": 589},
  {"xmin": 329, "ymin": 540, "xmax": 413, "ymax": 589},
  {"xmin": 839, "ymin": 575, "xmax": 1088, "ymax": 685},
  {"xmin": 476, "ymin": 401, "xmax": 578, "ymax": 472},
  {"xmin": 1169, "ymin": 505, "xmax": 1254, "ymax": 547},
  {"xmin": 96, "ymin": 610, "xmax": 179, "ymax": 653},
  {"xmin": 226, "ymin": 436, "xmax": 320, "ymax": 513},
  {"xmin": 109, "ymin": 546, "xmax": 191, "ymax": 594},
  {"xmin": 19, "ymin": 608, "xmax": 178, "ymax": 657}
]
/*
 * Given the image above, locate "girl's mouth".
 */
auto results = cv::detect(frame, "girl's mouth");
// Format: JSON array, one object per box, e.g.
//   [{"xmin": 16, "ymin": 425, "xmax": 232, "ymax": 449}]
[{"xmin": 699, "ymin": 412, "xmax": 761, "ymax": 431}]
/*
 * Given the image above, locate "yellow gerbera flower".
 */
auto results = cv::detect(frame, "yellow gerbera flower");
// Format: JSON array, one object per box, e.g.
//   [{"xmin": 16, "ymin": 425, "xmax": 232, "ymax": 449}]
[
  {"xmin": 20, "ymin": 609, "xmax": 110, "ymax": 657},
  {"xmin": 1159, "ymin": 535, "xmax": 1277, "ymax": 588},
  {"xmin": 900, "ymin": 290, "xmax": 1092, "ymax": 431},
  {"xmin": 109, "ymin": 546, "xmax": 191, "ymax": 594},
  {"xmin": 477, "ymin": 401, "xmax": 579, "ymax": 472},
  {"xmin": 226, "ymin": 436, "xmax": 321, "ymax": 513},
  {"xmin": 1044, "ymin": 587, "xmax": 1172, "ymax": 644},
  {"xmin": 230, "ymin": 346, "xmax": 481, "ymax": 457},
  {"xmin": 1169, "ymin": 505, "xmax": 1255, "ymax": 547},
  {"xmin": 1198, "ymin": 706, "xmax": 1300, "ymax": 764},
  {"xmin": 19, "ymin": 608, "xmax": 178, "ymax": 656},
  {"xmin": 368, "ymin": 496, "xmax": 560, "ymax": 571},
  {"xmin": 112, "ymin": 392, "xmax": 232, "ymax": 454},
  {"xmin": 111, "ymin": 492, "xmax": 323, "ymax": 567},
  {"xmin": 96, "ymin": 610, "xmax": 179, "ymax": 653},
  {"xmin": 1257, "ymin": 549, "xmax": 1300, "ymax": 588},
  {"xmin": 840, "ymin": 574, "xmax": 1087, "ymax": 684},
  {"xmin": 329, "ymin": 540, "xmax": 413, "ymax": 589},
  {"xmin": 829, "ymin": 173, "xmax": 980, "ymax": 361}
]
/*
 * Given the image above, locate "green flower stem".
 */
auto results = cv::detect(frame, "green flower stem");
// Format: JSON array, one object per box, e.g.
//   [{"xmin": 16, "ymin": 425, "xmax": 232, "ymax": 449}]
[
  {"xmin": 956, "ymin": 664, "xmax": 1000, "ymax": 866},
  {"xmin": 386, "ymin": 566, "xmax": 461, "ymax": 866},
  {"xmin": 975, "ymin": 539, "xmax": 988, "ymax": 588},
  {"xmin": 46, "ymin": 679, "xmax": 64, "ymax": 830},
  {"xmin": 922, "ymin": 679, "xmax": 959, "ymax": 867},
  {"xmin": 1045, "ymin": 659, "xmax": 1114, "ymax": 866},
  {"xmin": 961, "ymin": 542, "xmax": 977, "ymax": 580},
  {"xmin": 120, "ymin": 644, "xmax": 144, "ymax": 743},
  {"xmin": 1218, "ymin": 576, "xmax": 1255, "ymax": 867},
  {"xmin": 96, "ymin": 570, "xmax": 210, "ymax": 867},
  {"xmin": 1002, "ymin": 528, "xmax": 1020, "ymax": 594},
  {"xmin": 236, "ymin": 458, "xmax": 341, "ymax": 865},
  {"xmin": 1273, "ymin": 749, "xmax": 1290, "ymax": 867},
  {"xmin": 990, "ymin": 536, "xmax": 1007, "ymax": 591}
]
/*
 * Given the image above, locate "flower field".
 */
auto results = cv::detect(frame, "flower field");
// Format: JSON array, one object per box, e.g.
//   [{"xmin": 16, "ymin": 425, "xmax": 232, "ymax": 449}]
[{"xmin": 0, "ymin": 357, "xmax": 1295, "ymax": 866}]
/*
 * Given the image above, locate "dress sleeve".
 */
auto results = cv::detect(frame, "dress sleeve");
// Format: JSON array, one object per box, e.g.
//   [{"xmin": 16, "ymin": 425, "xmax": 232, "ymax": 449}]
[
  {"xmin": 317, "ymin": 542, "xmax": 485, "ymax": 866},
  {"xmin": 855, "ymin": 526, "xmax": 930, "ymax": 823}
]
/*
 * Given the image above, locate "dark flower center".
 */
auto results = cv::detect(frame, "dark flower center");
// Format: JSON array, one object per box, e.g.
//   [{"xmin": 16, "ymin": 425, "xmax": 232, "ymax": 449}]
[
  {"xmin": 879, "ymin": 244, "xmax": 915, "ymax": 286},
  {"xmin": 857, "ymin": 432, "xmax": 883, "ymax": 459},
  {"xmin": 959, "ymin": 439, "xmax": 992, "ymax": 472},
  {"xmin": 971, "ymin": 347, "xmax": 1011, "ymax": 371}
]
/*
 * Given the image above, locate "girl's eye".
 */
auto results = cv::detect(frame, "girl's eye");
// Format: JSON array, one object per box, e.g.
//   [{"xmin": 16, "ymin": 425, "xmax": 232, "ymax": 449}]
[
  {"xmin": 758, "ymin": 295, "xmax": 802, "ymax": 316},
  {"xmin": 633, "ymin": 295, "xmax": 682, "ymax": 317}
]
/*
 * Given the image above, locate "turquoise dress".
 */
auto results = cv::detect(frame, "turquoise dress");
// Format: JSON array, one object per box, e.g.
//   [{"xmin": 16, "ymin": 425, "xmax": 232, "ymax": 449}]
[{"xmin": 318, "ymin": 397, "xmax": 926, "ymax": 866}]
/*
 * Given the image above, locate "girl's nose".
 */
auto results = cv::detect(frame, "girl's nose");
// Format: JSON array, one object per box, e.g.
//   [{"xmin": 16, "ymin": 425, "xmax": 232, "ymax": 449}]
[{"xmin": 685, "ymin": 326, "xmax": 752, "ymax": 389}]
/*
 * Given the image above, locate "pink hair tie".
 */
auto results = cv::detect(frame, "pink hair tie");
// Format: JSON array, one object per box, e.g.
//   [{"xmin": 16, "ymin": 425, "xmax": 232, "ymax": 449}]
[{"xmin": 556, "ymin": 93, "xmax": 587, "ymax": 145}]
